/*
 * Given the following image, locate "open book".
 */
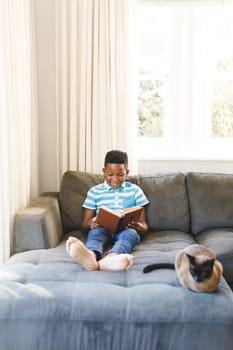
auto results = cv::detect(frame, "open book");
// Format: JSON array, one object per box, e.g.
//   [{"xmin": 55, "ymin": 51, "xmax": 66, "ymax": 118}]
[{"xmin": 96, "ymin": 206, "xmax": 143, "ymax": 234}]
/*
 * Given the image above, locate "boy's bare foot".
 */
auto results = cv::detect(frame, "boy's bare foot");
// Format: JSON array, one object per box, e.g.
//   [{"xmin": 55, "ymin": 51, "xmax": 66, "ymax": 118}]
[
  {"xmin": 126, "ymin": 254, "xmax": 134, "ymax": 269},
  {"xmin": 65, "ymin": 236, "xmax": 99, "ymax": 271},
  {"xmin": 98, "ymin": 253, "xmax": 134, "ymax": 271}
]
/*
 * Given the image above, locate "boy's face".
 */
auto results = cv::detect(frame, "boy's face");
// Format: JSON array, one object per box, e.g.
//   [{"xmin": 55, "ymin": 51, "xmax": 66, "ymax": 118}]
[{"xmin": 102, "ymin": 163, "xmax": 129, "ymax": 189}]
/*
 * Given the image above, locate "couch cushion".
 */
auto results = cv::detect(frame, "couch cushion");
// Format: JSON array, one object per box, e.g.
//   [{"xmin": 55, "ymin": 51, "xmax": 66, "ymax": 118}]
[
  {"xmin": 138, "ymin": 173, "xmax": 190, "ymax": 232},
  {"xmin": 60, "ymin": 171, "xmax": 104, "ymax": 232},
  {"xmin": 187, "ymin": 172, "xmax": 233, "ymax": 235}
]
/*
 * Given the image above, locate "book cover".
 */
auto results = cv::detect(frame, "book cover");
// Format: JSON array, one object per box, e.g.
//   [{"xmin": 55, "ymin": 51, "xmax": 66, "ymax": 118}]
[{"xmin": 97, "ymin": 206, "xmax": 143, "ymax": 234}]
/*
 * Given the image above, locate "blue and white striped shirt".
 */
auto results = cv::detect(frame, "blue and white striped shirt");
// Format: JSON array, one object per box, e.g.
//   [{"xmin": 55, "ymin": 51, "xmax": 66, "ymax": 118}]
[{"xmin": 82, "ymin": 181, "xmax": 149, "ymax": 215}]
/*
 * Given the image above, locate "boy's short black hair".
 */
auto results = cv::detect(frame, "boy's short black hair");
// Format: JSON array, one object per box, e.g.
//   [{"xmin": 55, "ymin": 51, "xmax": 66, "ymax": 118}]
[{"xmin": 104, "ymin": 150, "xmax": 128, "ymax": 168}]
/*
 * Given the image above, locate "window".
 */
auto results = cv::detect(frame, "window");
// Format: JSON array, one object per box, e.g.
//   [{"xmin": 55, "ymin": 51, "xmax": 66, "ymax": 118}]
[
  {"xmin": 212, "ymin": 14, "xmax": 233, "ymax": 138},
  {"xmin": 137, "ymin": 1, "xmax": 233, "ymax": 159}
]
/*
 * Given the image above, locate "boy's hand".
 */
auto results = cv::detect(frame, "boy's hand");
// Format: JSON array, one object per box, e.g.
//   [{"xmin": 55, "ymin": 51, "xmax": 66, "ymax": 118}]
[
  {"xmin": 81, "ymin": 208, "xmax": 98, "ymax": 232},
  {"xmin": 89, "ymin": 216, "xmax": 99, "ymax": 229},
  {"xmin": 127, "ymin": 207, "xmax": 148, "ymax": 235},
  {"xmin": 128, "ymin": 220, "xmax": 148, "ymax": 235}
]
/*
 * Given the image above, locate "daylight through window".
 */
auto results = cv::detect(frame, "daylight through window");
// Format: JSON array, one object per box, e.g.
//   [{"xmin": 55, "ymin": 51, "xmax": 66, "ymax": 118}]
[{"xmin": 137, "ymin": 1, "xmax": 233, "ymax": 159}]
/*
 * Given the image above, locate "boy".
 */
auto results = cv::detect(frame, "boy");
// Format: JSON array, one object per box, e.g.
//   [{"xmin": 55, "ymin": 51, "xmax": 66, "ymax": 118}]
[{"xmin": 66, "ymin": 150, "xmax": 149, "ymax": 271}]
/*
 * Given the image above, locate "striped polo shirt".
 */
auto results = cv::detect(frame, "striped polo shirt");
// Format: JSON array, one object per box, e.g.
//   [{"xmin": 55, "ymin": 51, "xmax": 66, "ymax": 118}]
[{"xmin": 82, "ymin": 181, "xmax": 149, "ymax": 215}]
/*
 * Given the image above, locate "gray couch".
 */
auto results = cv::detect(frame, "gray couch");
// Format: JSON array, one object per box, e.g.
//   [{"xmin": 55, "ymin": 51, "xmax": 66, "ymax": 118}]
[{"xmin": 1, "ymin": 170, "xmax": 233, "ymax": 350}]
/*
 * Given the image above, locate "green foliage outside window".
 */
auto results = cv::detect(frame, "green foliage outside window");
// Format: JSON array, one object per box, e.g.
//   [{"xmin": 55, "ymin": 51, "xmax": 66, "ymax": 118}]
[
  {"xmin": 212, "ymin": 55, "xmax": 233, "ymax": 137},
  {"xmin": 137, "ymin": 80, "xmax": 164, "ymax": 137},
  {"xmin": 212, "ymin": 80, "xmax": 233, "ymax": 137}
]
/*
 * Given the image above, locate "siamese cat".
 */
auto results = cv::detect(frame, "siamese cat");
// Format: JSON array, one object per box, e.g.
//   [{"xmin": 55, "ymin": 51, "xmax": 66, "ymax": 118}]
[{"xmin": 143, "ymin": 244, "xmax": 223, "ymax": 292}]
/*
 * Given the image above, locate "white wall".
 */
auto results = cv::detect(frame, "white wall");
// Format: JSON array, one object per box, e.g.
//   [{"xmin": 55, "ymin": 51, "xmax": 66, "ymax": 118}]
[
  {"xmin": 138, "ymin": 159, "xmax": 233, "ymax": 175},
  {"xmin": 34, "ymin": 1, "xmax": 233, "ymax": 193}
]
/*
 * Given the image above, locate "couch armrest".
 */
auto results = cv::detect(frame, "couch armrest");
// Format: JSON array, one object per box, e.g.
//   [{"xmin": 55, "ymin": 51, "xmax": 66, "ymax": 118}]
[{"xmin": 14, "ymin": 193, "xmax": 63, "ymax": 253}]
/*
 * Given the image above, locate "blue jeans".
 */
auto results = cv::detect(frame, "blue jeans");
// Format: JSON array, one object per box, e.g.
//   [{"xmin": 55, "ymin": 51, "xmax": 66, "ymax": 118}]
[{"xmin": 85, "ymin": 227, "xmax": 141, "ymax": 258}]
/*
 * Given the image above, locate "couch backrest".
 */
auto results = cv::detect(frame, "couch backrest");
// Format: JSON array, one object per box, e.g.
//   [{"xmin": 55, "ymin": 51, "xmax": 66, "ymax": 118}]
[
  {"xmin": 186, "ymin": 172, "xmax": 233, "ymax": 235},
  {"xmin": 60, "ymin": 171, "xmax": 103, "ymax": 232},
  {"xmin": 137, "ymin": 173, "xmax": 190, "ymax": 232},
  {"xmin": 59, "ymin": 171, "xmax": 190, "ymax": 233}
]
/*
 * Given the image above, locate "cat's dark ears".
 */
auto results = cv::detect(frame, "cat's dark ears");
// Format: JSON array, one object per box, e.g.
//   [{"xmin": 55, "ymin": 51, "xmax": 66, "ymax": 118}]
[
  {"xmin": 185, "ymin": 253, "xmax": 215, "ymax": 267},
  {"xmin": 204, "ymin": 258, "xmax": 215, "ymax": 268},
  {"xmin": 186, "ymin": 253, "xmax": 195, "ymax": 264}
]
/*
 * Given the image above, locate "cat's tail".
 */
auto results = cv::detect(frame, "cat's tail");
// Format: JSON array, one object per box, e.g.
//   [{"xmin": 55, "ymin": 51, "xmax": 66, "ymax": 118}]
[{"xmin": 143, "ymin": 263, "xmax": 175, "ymax": 273}]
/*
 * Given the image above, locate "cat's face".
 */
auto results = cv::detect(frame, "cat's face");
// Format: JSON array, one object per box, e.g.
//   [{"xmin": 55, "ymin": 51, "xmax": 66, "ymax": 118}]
[{"xmin": 186, "ymin": 253, "xmax": 215, "ymax": 283}]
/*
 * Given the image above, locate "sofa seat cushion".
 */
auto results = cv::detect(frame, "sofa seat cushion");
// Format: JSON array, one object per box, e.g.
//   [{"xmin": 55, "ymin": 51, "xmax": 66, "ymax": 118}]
[
  {"xmin": 0, "ymin": 238, "xmax": 233, "ymax": 350},
  {"xmin": 134, "ymin": 230, "xmax": 196, "ymax": 268},
  {"xmin": 61, "ymin": 230, "xmax": 196, "ymax": 270},
  {"xmin": 196, "ymin": 228, "xmax": 233, "ymax": 285}
]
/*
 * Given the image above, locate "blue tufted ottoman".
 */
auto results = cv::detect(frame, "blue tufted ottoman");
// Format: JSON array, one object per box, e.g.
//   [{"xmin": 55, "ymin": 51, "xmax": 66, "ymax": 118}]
[{"xmin": 0, "ymin": 233, "xmax": 233, "ymax": 350}]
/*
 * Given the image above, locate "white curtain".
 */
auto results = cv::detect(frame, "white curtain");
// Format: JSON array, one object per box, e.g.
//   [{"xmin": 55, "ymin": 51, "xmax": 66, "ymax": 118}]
[
  {"xmin": 0, "ymin": 0, "xmax": 39, "ymax": 263},
  {"xmin": 55, "ymin": 0, "xmax": 137, "ymax": 179}
]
